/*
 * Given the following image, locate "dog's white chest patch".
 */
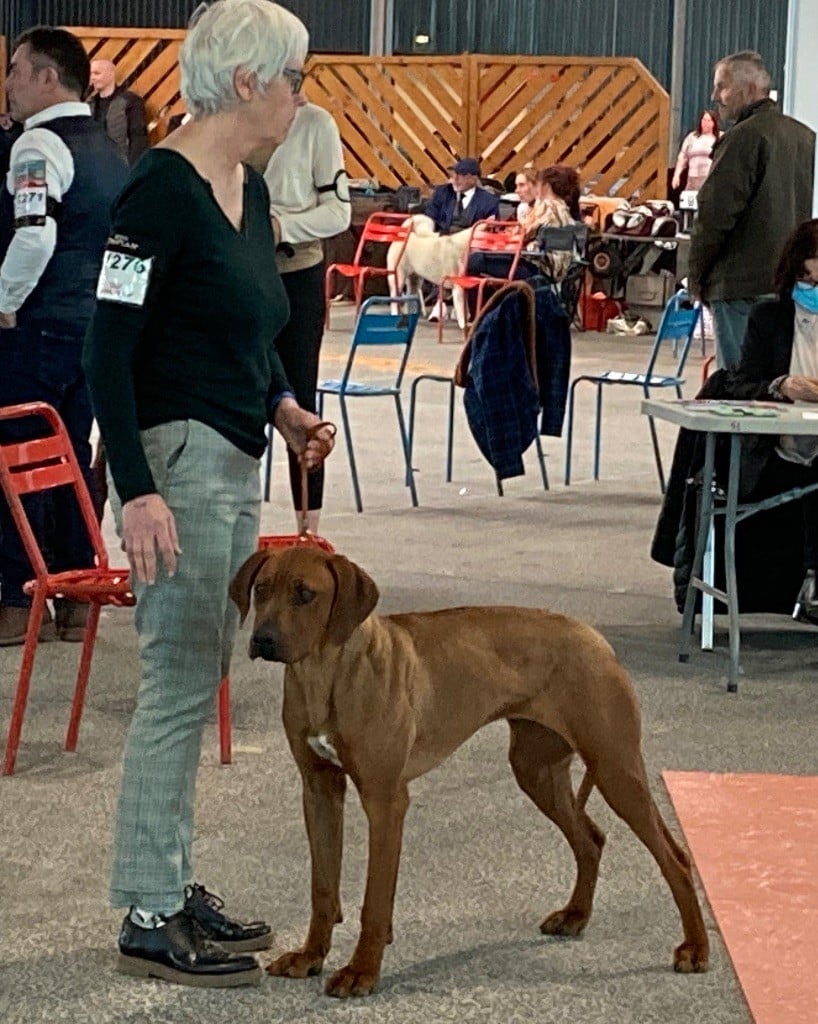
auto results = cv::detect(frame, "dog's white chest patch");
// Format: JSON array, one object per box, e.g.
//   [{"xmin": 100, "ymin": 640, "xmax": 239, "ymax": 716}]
[{"xmin": 307, "ymin": 734, "xmax": 342, "ymax": 767}]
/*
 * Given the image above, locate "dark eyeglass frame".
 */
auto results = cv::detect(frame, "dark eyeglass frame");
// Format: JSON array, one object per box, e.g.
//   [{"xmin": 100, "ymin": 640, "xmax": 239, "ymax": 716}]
[{"xmin": 281, "ymin": 67, "xmax": 305, "ymax": 94}]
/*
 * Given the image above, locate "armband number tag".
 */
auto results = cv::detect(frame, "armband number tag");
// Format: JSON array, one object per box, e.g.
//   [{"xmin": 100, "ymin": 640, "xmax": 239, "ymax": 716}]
[
  {"xmin": 96, "ymin": 250, "xmax": 154, "ymax": 306},
  {"xmin": 13, "ymin": 159, "xmax": 48, "ymax": 226}
]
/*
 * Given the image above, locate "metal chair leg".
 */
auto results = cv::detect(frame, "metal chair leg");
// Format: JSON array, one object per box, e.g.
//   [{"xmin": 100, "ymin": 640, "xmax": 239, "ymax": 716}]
[
  {"xmin": 408, "ymin": 374, "xmax": 456, "ymax": 485},
  {"xmin": 338, "ymin": 396, "xmax": 363, "ymax": 513},
  {"xmin": 593, "ymin": 382, "xmax": 603, "ymax": 480},
  {"xmin": 646, "ymin": 414, "xmax": 666, "ymax": 493},
  {"xmin": 534, "ymin": 434, "xmax": 549, "ymax": 491},
  {"xmin": 217, "ymin": 677, "xmax": 232, "ymax": 765},
  {"xmin": 65, "ymin": 601, "xmax": 101, "ymax": 752},
  {"xmin": 3, "ymin": 592, "xmax": 47, "ymax": 775},
  {"xmin": 263, "ymin": 423, "xmax": 273, "ymax": 502},
  {"xmin": 395, "ymin": 395, "xmax": 419, "ymax": 507},
  {"xmin": 444, "ymin": 379, "xmax": 455, "ymax": 482},
  {"xmin": 564, "ymin": 379, "xmax": 580, "ymax": 485}
]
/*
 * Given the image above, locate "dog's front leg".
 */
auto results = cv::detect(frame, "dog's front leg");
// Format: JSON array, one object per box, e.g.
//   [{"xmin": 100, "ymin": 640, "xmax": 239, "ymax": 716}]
[
  {"xmin": 452, "ymin": 284, "xmax": 467, "ymax": 329},
  {"xmin": 266, "ymin": 764, "xmax": 346, "ymax": 980},
  {"xmin": 324, "ymin": 786, "xmax": 409, "ymax": 998}
]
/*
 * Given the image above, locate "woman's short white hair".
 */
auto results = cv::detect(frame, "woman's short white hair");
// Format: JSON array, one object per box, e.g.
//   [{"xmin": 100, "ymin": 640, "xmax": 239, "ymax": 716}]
[{"xmin": 180, "ymin": 0, "xmax": 309, "ymax": 118}]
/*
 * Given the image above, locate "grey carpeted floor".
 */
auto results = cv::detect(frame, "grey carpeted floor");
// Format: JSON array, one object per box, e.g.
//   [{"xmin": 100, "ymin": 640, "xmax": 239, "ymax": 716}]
[{"xmin": 1, "ymin": 309, "xmax": 815, "ymax": 1024}]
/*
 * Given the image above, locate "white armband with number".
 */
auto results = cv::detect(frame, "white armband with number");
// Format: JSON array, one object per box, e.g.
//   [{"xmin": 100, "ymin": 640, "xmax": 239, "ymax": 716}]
[{"xmin": 96, "ymin": 247, "xmax": 154, "ymax": 307}]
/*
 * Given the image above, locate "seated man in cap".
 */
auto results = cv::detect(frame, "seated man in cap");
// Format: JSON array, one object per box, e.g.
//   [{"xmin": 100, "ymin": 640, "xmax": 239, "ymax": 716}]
[{"xmin": 423, "ymin": 157, "xmax": 500, "ymax": 320}]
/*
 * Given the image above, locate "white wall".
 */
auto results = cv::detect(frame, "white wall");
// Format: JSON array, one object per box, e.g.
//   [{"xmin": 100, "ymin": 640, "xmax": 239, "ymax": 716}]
[{"xmin": 784, "ymin": 0, "xmax": 818, "ymax": 212}]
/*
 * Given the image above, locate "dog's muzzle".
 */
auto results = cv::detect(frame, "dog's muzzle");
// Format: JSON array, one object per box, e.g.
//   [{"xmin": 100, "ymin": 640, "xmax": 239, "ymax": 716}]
[{"xmin": 249, "ymin": 625, "xmax": 286, "ymax": 662}]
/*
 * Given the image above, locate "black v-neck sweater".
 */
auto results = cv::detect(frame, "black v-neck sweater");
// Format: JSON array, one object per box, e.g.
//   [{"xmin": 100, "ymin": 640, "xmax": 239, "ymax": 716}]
[{"xmin": 83, "ymin": 149, "xmax": 291, "ymax": 503}]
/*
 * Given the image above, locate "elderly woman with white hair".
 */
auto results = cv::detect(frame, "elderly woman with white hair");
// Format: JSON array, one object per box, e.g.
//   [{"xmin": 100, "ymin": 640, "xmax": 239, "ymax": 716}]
[{"xmin": 83, "ymin": 0, "xmax": 333, "ymax": 987}]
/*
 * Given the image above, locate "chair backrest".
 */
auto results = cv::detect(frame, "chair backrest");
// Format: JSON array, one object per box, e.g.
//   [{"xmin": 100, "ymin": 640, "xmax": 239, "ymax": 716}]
[
  {"xmin": 353, "ymin": 211, "xmax": 414, "ymax": 266},
  {"xmin": 340, "ymin": 295, "xmax": 421, "ymax": 389},
  {"xmin": 536, "ymin": 222, "xmax": 589, "ymax": 262},
  {"xmin": 461, "ymin": 218, "xmax": 525, "ymax": 277},
  {"xmin": 0, "ymin": 402, "xmax": 108, "ymax": 582},
  {"xmin": 643, "ymin": 289, "xmax": 702, "ymax": 380}
]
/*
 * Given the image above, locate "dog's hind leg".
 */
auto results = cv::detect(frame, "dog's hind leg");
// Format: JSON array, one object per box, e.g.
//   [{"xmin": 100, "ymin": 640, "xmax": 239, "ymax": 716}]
[
  {"xmin": 590, "ymin": 753, "xmax": 710, "ymax": 973},
  {"xmin": 266, "ymin": 763, "xmax": 347, "ymax": 980},
  {"xmin": 508, "ymin": 719, "xmax": 606, "ymax": 938}
]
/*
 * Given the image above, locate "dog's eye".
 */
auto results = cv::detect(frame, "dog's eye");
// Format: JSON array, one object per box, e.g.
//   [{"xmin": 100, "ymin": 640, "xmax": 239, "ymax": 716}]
[
  {"xmin": 253, "ymin": 582, "xmax": 271, "ymax": 601},
  {"xmin": 294, "ymin": 582, "xmax": 316, "ymax": 606}
]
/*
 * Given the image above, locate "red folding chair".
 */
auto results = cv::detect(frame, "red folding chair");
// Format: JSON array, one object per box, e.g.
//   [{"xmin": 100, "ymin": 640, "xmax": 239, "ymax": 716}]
[
  {"xmin": 0, "ymin": 402, "xmax": 231, "ymax": 775},
  {"xmin": 324, "ymin": 212, "xmax": 413, "ymax": 328},
  {"xmin": 438, "ymin": 219, "xmax": 525, "ymax": 343}
]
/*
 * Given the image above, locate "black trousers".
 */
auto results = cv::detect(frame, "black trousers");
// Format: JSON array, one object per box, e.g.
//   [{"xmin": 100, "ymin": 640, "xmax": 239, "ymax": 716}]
[
  {"xmin": 0, "ymin": 321, "xmax": 95, "ymax": 606},
  {"xmin": 275, "ymin": 262, "xmax": 326, "ymax": 511},
  {"xmin": 748, "ymin": 452, "xmax": 818, "ymax": 570}
]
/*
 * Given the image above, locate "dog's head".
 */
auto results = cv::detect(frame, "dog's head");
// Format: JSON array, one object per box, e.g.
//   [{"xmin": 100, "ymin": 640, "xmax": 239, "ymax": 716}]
[
  {"xmin": 407, "ymin": 213, "xmax": 437, "ymax": 237},
  {"xmin": 228, "ymin": 546, "xmax": 379, "ymax": 663}
]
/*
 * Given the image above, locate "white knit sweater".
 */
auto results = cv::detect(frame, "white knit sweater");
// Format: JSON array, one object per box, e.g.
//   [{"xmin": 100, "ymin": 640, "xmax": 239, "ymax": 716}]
[{"xmin": 263, "ymin": 103, "xmax": 351, "ymax": 272}]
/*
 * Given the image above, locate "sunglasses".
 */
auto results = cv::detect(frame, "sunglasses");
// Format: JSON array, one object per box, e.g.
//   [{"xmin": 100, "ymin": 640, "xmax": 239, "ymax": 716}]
[{"xmin": 281, "ymin": 67, "xmax": 305, "ymax": 95}]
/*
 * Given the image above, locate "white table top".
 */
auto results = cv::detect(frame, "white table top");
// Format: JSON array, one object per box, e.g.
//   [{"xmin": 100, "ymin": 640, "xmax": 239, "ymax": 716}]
[{"xmin": 642, "ymin": 399, "xmax": 818, "ymax": 436}]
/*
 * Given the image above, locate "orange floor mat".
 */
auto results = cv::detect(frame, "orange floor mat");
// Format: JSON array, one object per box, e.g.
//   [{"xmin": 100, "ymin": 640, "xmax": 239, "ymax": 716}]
[{"xmin": 663, "ymin": 771, "xmax": 818, "ymax": 1024}]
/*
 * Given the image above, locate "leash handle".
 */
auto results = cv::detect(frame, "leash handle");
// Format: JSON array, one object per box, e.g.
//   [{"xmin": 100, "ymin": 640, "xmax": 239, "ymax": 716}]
[{"xmin": 297, "ymin": 421, "xmax": 336, "ymax": 535}]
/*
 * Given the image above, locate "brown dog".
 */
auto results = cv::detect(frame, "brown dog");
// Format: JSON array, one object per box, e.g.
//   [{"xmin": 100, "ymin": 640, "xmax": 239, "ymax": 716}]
[{"xmin": 229, "ymin": 546, "xmax": 709, "ymax": 998}]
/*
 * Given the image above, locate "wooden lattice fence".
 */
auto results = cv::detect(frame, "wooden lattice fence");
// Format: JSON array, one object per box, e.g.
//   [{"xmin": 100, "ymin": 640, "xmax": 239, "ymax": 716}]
[{"xmin": 1, "ymin": 30, "xmax": 669, "ymax": 198}]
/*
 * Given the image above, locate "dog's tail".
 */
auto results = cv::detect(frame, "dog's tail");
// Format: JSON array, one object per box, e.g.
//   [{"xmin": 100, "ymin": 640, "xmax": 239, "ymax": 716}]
[{"xmin": 576, "ymin": 770, "xmax": 595, "ymax": 809}]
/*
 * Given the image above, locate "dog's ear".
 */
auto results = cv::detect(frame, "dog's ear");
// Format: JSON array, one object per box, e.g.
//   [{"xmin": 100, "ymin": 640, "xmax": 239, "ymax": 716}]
[
  {"xmin": 228, "ymin": 550, "xmax": 270, "ymax": 624},
  {"xmin": 326, "ymin": 554, "xmax": 379, "ymax": 644}
]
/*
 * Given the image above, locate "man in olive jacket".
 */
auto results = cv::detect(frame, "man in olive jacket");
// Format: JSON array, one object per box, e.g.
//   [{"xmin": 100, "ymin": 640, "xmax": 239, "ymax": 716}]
[{"xmin": 689, "ymin": 50, "xmax": 815, "ymax": 369}]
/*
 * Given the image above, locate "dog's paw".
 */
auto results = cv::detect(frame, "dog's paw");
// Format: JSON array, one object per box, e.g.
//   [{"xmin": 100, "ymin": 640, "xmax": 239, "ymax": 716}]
[
  {"xmin": 324, "ymin": 962, "xmax": 380, "ymax": 998},
  {"xmin": 673, "ymin": 940, "xmax": 709, "ymax": 973},
  {"xmin": 265, "ymin": 949, "xmax": 325, "ymax": 979},
  {"xmin": 539, "ymin": 907, "xmax": 589, "ymax": 937}
]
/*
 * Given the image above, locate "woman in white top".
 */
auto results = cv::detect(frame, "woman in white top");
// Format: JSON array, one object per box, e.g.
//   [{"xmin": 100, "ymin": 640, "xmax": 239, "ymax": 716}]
[
  {"xmin": 672, "ymin": 110, "xmax": 720, "ymax": 192},
  {"xmin": 262, "ymin": 101, "xmax": 350, "ymax": 531}
]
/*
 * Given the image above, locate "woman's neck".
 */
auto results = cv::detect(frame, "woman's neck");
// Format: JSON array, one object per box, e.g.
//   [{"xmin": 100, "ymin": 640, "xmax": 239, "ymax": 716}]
[{"xmin": 159, "ymin": 110, "xmax": 257, "ymax": 183}]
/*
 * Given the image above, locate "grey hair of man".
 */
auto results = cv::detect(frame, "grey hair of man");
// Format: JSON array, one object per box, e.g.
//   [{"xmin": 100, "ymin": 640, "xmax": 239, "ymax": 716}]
[
  {"xmin": 716, "ymin": 50, "xmax": 772, "ymax": 94},
  {"xmin": 180, "ymin": 0, "xmax": 309, "ymax": 119}
]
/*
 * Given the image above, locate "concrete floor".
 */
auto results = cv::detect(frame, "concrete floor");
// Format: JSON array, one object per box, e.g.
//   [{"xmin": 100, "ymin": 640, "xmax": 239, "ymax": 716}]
[{"xmin": 1, "ymin": 304, "xmax": 815, "ymax": 1024}]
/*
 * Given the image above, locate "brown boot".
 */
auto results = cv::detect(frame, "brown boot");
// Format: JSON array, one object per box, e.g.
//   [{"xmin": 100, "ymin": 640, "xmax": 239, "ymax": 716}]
[
  {"xmin": 54, "ymin": 598, "xmax": 89, "ymax": 642},
  {"xmin": 0, "ymin": 604, "xmax": 57, "ymax": 646}
]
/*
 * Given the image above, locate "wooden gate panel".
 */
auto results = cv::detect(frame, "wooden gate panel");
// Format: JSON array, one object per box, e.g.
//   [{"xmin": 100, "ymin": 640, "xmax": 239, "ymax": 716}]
[
  {"xmin": 306, "ymin": 56, "xmax": 469, "ymax": 189},
  {"xmin": 479, "ymin": 64, "xmax": 595, "ymax": 173},
  {"xmin": 472, "ymin": 56, "xmax": 668, "ymax": 198},
  {"xmin": 0, "ymin": 33, "xmax": 669, "ymax": 198}
]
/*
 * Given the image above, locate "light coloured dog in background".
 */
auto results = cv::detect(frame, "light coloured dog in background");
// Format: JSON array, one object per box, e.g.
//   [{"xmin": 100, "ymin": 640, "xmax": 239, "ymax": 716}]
[{"xmin": 386, "ymin": 213, "xmax": 470, "ymax": 328}]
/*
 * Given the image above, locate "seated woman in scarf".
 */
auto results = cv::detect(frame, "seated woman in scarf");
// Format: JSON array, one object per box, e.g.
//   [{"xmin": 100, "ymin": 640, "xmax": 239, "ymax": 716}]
[{"xmin": 465, "ymin": 164, "xmax": 581, "ymax": 312}]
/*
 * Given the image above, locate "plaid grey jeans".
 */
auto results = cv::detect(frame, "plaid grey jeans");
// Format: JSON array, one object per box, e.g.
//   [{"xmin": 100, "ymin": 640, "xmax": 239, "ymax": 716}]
[{"xmin": 108, "ymin": 420, "xmax": 260, "ymax": 913}]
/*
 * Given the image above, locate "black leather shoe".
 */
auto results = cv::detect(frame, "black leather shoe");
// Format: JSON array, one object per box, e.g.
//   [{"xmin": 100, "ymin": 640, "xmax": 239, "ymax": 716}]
[
  {"xmin": 184, "ymin": 883, "xmax": 274, "ymax": 952},
  {"xmin": 793, "ymin": 570, "xmax": 818, "ymax": 626},
  {"xmin": 117, "ymin": 910, "xmax": 262, "ymax": 987}
]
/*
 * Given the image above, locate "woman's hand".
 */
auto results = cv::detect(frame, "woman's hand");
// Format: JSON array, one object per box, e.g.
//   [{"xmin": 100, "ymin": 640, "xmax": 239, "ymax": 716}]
[
  {"xmin": 274, "ymin": 399, "xmax": 335, "ymax": 468},
  {"xmin": 121, "ymin": 493, "xmax": 182, "ymax": 585},
  {"xmin": 780, "ymin": 376, "xmax": 818, "ymax": 403},
  {"xmin": 671, "ymin": 172, "xmax": 682, "ymax": 191}
]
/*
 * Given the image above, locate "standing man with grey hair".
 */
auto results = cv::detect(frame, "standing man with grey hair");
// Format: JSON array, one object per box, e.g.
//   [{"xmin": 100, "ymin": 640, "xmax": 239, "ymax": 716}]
[{"xmin": 688, "ymin": 50, "xmax": 815, "ymax": 368}]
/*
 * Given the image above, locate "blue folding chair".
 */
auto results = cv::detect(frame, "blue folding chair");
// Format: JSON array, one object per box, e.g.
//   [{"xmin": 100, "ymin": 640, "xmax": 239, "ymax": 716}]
[
  {"xmin": 564, "ymin": 288, "xmax": 701, "ymax": 492},
  {"xmin": 317, "ymin": 295, "xmax": 421, "ymax": 512}
]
